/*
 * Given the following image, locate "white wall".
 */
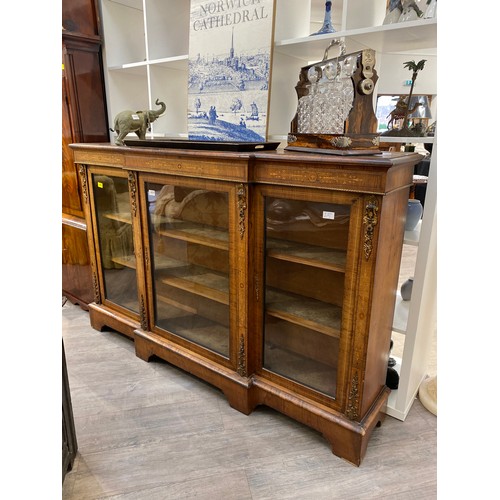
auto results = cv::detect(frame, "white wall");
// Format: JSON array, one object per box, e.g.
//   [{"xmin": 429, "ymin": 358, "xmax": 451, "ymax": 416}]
[{"xmin": 377, "ymin": 53, "xmax": 437, "ymax": 96}]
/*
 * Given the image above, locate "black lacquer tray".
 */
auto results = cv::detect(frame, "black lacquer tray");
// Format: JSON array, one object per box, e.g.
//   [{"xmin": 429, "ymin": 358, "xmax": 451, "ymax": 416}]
[{"xmin": 124, "ymin": 139, "xmax": 280, "ymax": 151}]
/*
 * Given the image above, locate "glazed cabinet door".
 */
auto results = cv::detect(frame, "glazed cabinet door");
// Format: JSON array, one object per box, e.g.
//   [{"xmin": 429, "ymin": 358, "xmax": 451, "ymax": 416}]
[
  {"xmin": 87, "ymin": 167, "xmax": 143, "ymax": 320},
  {"xmin": 254, "ymin": 185, "xmax": 364, "ymax": 409},
  {"xmin": 141, "ymin": 175, "xmax": 238, "ymax": 368}
]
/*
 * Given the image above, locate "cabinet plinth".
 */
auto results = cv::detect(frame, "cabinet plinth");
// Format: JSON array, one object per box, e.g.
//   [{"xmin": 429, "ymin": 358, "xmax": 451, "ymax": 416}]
[{"xmin": 71, "ymin": 142, "xmax": 421, "ymax": 465}]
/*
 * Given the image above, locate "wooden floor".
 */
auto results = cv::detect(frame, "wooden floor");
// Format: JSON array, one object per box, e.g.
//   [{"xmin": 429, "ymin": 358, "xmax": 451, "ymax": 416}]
[{"xmin": 62, "ymin": 297, "xmax": 437, "ymax": 499}]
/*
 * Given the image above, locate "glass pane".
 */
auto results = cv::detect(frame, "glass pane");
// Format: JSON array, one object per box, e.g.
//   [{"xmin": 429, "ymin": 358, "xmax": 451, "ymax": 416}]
[
  {"xmin": 147, "ymin": 182, "xmax": 230, "ymax": 358},
  {"xmin": 263, "ymin": 197, "xmax": 350, "ymax": 398},
  {"xmin": 93, "ymin": 174, "xmax": 138, "ymax": 313}
]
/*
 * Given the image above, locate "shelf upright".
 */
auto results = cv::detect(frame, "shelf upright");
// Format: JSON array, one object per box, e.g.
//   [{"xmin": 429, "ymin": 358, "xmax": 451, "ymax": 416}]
[{"xmin": 387, "ymin": 141, "xmax": 437, "ymax": 420}]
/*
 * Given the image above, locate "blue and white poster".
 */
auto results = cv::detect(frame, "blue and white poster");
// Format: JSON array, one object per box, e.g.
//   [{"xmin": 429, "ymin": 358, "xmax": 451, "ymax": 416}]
[{"xmin": 188, "ymin": 0, "xmax": 276, "ymax": 141}]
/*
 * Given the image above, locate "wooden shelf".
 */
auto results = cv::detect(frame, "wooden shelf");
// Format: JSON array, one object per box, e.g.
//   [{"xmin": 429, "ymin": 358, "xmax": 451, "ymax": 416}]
[
  {"xmin": 267, "ymin": 239, "xmax": 346, "ymax": 272},
  {"xmin": 105, "ymin": 212, "xmax": 132, "ymax": 224},
  {"xmin": 152, "ymin": 254, "xmax": 189, "ymax": 271},
  {"xmin": 158, "ymin": 315, "xmax": 230, "ymax": 357},
  {"xmin": 157, "ymin": 294, "xmax": 197, "ymax": 316},
  {"xmin": 111, "ymin": 254, "xmax": 136, "ymax": 269},
  {"xmin": 161, "ymin": 270, "xmax": 229, "ymax": 305},
  {"xmin": 264, "ymin": 343, "xmax": 337, "ymax": 397},
  {"xmin": 266, "ymin": 288, "xmax": 342, "ymax": 338},
  {"xmin": 157, "ymin": 223, "xmax": 229, "ymax": 250}
]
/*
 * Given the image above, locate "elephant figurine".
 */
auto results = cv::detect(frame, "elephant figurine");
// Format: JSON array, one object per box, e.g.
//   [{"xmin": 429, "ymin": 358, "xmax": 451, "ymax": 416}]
[{"xmin": 110, "ymin": 99, "xmax": 166, "ymax": 146}]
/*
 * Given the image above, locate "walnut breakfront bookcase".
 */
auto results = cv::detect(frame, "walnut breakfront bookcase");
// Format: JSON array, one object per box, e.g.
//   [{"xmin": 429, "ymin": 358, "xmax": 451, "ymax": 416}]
[{"xmin": 71, "ymin": 143, "xmax": 421, "ymax": 465}]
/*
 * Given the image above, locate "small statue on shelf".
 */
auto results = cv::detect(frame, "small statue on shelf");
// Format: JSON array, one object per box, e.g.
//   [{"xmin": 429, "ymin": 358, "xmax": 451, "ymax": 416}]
[
  {"xmin": 424, "ymin": 0, "xmax": 437, "ymax": 19},
  {"xmin": 386, "ymin": 97, "xmax": 421, "ymax": 130},
  {"xmin": 398, "ymin": 0, "xmax": 424, "ymax": 22},
  {"xmin": 383, "ymin": 59, "xmax": 427, "ymax": 137},
  {"xmin": 383, "ymin": 0, "xmax": 403, "ymax": 25},
  {"xmin": 110, "ymin": 99, "xmax": 166, "ymax": 146}
]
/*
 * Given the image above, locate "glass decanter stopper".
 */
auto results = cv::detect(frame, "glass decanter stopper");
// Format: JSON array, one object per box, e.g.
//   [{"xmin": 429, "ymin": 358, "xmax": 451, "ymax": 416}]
[{"xmin": 311, "ymin": 1, "xmax": 336, "ymax": 36}]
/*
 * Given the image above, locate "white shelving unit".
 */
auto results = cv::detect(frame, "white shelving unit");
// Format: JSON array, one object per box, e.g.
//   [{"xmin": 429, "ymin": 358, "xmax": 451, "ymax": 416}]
[
  {"xmin": 97, "ymin": 0, "xmax": 437, "ymax": 421},
  {"xmin": 389, "ymin": 145, "xmax": 437, "ymax": 420},
  {"xmin": 98, "ymin": 0, "xmax": 437, "ymax": 140}
]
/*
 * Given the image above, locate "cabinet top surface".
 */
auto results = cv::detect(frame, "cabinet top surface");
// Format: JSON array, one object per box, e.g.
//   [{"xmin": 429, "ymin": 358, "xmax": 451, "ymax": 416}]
[{"xmin": 69, "ymin": 142, "xmax": 422, "ymax": 168}]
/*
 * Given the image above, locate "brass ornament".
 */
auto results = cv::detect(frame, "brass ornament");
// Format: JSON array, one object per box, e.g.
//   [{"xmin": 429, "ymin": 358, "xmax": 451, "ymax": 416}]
[
  {"xmin": 288, "ymin": 134, "xmax": 297, "ymax": 143},
  {"xmin": 128, "ymin": 171, "xmax": 137, "ymax": 217},
  {"xmin": 361, "ymin": 49, "xmax": 375, "ymax": 79},
  {"xmin": 358, "ymin": 78, "xmax": 374, "ymax": 95},
  {"xmin": 331, "ymin": 136, "xmax": 352, "ymax": 148},
  {"xmin": 237, "ymin": 183, "xmax": 247, "ymax": 239},
  {"xmin": 79, "ymin": 165, "xmax": 88, "ymax": 203},
  {"xmin": 363, "ymin": 198, "xmax": 379, "ymax": 259},
  {"xmin": 237, "ymin": 335, "xmax": 246, "ymax": 377},
  {"xmin": 93, "ymin": 272, "xmax": 101, "ymax": 304}
]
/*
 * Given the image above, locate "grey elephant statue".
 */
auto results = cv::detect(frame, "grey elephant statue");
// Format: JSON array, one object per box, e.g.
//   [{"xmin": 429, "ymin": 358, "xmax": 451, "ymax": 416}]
[{"xmin": 110, "ymin": 99, "xmax": 166, "ymax": 146}]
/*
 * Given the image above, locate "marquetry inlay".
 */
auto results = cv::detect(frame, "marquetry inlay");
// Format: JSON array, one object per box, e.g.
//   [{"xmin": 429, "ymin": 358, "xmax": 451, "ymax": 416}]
[
  {"xmin": 237, "ymin": 335, "xmax": 246, "ymax": 377},
  {"xmin": 363, "ymin": 197, "xmax": 379, "ymax": 260},
  {"xmin": 74, "ymin": 151, "xmax": 123, "ymax": 166},
  {"xmin": 346, "ymin": 372, "xmax": 360, "ymax": 420},
  {"xmin": 78, "ymin": 165, "xmax": 88, "ymax": 203},
  {"xmin": 237, "ymin": 184, "xmax": 247, "ymax": 239},
  {"xmin": 128, "ymin": 171, "xmax": 137, "ymax": 217}
]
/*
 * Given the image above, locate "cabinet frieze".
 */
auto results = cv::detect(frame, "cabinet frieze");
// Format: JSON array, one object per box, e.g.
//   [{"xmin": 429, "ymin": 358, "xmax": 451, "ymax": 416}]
[
  {"xmin": 253, "ymin": 163, "xmax": 387, "ymax": 193},
  {"xmin": 73, "ymin": 150, "xmax": 124, "ymax": 167},
  {"xmin": 124, "ymin": 154, "xmax": 250, "ymax": 182}
]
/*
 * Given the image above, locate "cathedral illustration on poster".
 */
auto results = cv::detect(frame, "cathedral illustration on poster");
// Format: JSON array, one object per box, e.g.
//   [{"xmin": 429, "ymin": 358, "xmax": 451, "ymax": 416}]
[{"xmin": 188, "ymin": 0, "xmax": 275, "ymax": 142}]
